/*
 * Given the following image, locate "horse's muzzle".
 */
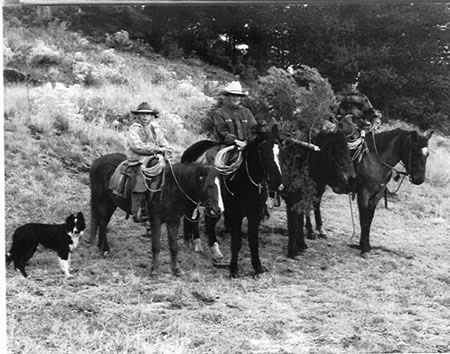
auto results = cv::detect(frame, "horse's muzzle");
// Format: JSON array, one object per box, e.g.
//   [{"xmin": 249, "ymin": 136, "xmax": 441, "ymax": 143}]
[{"xmin": 410, "ymin": 175, "xmax": 424, "ymax": 185}]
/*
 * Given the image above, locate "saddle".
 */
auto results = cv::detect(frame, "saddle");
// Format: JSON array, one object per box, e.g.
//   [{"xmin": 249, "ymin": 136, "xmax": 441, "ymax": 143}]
[{"xmin": 109, "ymin": 160, "xmax": 140, "ymax": 199}]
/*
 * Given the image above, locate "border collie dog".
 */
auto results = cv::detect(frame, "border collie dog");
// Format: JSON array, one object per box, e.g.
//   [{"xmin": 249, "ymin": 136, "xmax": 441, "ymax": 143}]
[{"xmin": 6, "ymin": 212, "xmax": 86, "ymax": 278}]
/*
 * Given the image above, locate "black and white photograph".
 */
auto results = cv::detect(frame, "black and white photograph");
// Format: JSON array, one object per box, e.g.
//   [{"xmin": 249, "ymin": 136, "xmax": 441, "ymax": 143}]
[{"xmin": 2, "ymin": 1, "xmax": 449, "ymax": 353}]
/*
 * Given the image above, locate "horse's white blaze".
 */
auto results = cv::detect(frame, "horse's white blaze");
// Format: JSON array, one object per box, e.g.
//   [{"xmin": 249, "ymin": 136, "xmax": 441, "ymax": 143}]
[
  {"xmin": 215, "ymin": 176, "xmax": 224, "ymax": 213},
  {"xmin": 422, "ymin": 147, "xmax": 429, "ymax": 156},
  {"xmin": 273, "ymin": 144, "xmax": 282, "ymax": 174}
]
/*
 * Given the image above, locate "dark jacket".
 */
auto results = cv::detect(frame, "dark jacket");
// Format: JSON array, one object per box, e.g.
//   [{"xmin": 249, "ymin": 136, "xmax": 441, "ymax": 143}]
[{"xmin": 213, "ymin": 105, "xmax": 257, "ymax": 145}]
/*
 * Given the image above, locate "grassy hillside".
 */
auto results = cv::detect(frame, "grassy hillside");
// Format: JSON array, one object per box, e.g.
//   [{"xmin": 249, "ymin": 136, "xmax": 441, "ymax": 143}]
[{"xmin": 4, "ymin": 17, "xmax": 450, "ymax": 354}]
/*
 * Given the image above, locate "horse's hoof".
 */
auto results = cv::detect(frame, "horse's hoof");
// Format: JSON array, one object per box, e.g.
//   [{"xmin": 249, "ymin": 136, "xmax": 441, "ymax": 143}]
[
  {"xmin": 306, "ymin": 233, "xmax": 316, "ymax": 240},
  {"xmin": 230, "ymin": 272, "xmax": 239, "ymax": 279},
  {"xmin": 172, "ymin": 268, "xmax": 185, "ymax": 277},
  {"xmin": 210, "ymin": 242, "xmax": 223, "ymax": 260},
  {"xmin": 360, "ymin": 252, "xmax": 370, "ymax": 259},
  {"xmin": 102, "ymin": 251, "xmax": 110, "ymax": 257},
  {"xmin": 193, "ymin": 239, "xmax": 204, "ymax": 253},
  {"xmin": 254, "ymin": 266, "xmax": 267, "ymax": 276},
  {"xmin": 317, "ymin": 227, "xmax": 327, "ymax": 239},
  {"xmin": 150, "ymin": 269, "xmax": 161, "ymax": 278}
]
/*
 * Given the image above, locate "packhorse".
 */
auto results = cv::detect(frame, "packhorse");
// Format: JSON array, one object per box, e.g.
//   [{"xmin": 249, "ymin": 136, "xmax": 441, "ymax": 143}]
[
  {"xmin": 89, "ymin": 153, "xmax": 223, "ymax": 276},
  {"xmin": 181, "ymin": 124, "xmax": 283, "ymax": 277},
  {"xmin": 280, "ymin": 130, "xmax": 355, "ymax": 258},
  {"xmin": 305, "ymin": 128, "xmax": 432, "ymax": 257}
]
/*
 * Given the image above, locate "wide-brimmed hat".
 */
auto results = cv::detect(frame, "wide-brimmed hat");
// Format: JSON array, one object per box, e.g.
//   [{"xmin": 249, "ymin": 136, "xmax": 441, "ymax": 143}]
[
  {"xmin": 131, "ymin": 102, "xmax": 158, "ymax": 115},
  {"xmin": 220, "ymin": 81, "xmax": 248, "ymax": 96}
]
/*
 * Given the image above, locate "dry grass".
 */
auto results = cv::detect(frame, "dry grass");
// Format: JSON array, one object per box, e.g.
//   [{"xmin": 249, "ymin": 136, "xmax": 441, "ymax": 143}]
[
  {"xmin": 5, "ymin": 122, "xmax": 450, "ymax": 353},
  {"xmin": 4, "ymin": 20, "xmax": 450, "ymax": 354}
]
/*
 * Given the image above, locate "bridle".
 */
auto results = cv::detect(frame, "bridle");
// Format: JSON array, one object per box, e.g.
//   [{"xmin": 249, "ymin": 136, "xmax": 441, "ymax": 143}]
[{"xmin": 371, "ymin": 131, "xmax": 412, "ymax": 180}]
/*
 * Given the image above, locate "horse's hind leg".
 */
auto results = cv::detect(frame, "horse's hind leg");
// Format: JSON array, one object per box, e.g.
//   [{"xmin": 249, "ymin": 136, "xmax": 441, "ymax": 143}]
[
  {"xmin": 314, "ymin": 186, "xmax": 327, "ymax": 239},
  {"xmin": 286, "ymin": 203, "xmax": 307, "ymax": 258},
  {"xmin": 305, "ymin": 212, "xmax": 315, "ymax": 240},
  {"xmin": 167, "ymin": 221, "xmax": 184, "ymax": 276},
  {"xmin": 96, "ymin": 204, "xmax": 116, "ymax": 256}
]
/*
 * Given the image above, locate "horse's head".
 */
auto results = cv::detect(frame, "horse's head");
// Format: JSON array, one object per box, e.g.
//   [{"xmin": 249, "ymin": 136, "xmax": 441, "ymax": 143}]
[
  {"xmin": 400, "ymin": 130, "xmax": 433, "ymax": 185},
  {"xmin": 250, "ymin": 123, "xmax": 283, "ymax": 193},
  {"xmin": 196, "ymin": 165, "xmax": 224, "ymax": 217},
  {"xmin": 314, "ymin": 131, "xmax": 356, "ymax": 194}
]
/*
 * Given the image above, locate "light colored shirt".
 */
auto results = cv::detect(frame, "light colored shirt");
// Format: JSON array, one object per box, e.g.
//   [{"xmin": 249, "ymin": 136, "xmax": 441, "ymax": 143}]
[{"xmin": 127, "ymin": 122, "xmax": 168, "ymax": 161}]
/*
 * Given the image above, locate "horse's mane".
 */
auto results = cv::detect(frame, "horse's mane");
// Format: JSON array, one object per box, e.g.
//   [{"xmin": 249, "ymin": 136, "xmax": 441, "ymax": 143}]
[
  {"xmin": 371, "ymin": 128, "xmax": 412, "ymax": 153},
  {"xmin": 313, "ymin": 130, "xmax": 347, "ymax": 146},
  {"xmin": 181, "ymin": 140, "xmax": 220, "ymax": 162}
]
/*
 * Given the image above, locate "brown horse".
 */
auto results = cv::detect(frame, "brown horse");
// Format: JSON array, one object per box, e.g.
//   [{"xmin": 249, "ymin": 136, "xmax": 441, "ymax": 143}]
[
  {"xmin": 305, "ymin": 128, "xmax": 433, "ymax": 256},
  {"xmin": 355, "ymin": 128, "xmax": 432, "ymax": 256},
  {"xmin": 89, "ymin": 153, "xmax": 223, "ymax": 276}
]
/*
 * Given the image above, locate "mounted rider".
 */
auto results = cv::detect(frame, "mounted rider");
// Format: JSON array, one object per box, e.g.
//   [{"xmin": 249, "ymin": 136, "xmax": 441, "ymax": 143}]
[
  {"xmin": 213, "ymin": 80, "xmax": 257, "ymax": 147},
  {"xmin": 336, "ymin": 73, "xmax": 383, "ymax": 136},
  {"xmin": 127, "ymin": 101, "xmax": 171, "ymax": 223}
]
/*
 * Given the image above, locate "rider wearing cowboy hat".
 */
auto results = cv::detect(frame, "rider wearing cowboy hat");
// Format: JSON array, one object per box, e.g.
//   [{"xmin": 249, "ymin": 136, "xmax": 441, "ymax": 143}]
[
  {"xmin": 128, "ymin": 101, "xmax": 171, "ymax": 222},
  {"xmin": 213, "ymin": 81, "xmax": 257, "ymax": 147}
]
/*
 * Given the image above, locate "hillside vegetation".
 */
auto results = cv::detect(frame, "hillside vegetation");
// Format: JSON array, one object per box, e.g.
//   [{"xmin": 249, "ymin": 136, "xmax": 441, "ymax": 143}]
[{"xmin": 4, "ymin": 14, "xmax": 450, "ymax": 354}]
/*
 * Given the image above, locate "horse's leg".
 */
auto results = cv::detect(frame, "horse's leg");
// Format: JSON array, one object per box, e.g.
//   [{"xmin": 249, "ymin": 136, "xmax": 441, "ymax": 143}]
[
  {"xmin": 149, "ymin": 210, "xmax": 162, "ymax": 277},
  {"xmin": 96, "ymin": 203, "xmax": 116, "ymax": 256},
  {"xmin": 357, "ymin": 187, "xmax": 384, "ymax": 256},
  {"xmin": 167, "ymin": 220, "xmax": 184, "ymax": 276},
  {"xmin": 229, "ymin": 214, "xmax": 244, "ymax": 278},
  {"xmin": 183, "ymin": 205, "xmax": 203, "ymax": 252},
  {"xmin": 247, "ymin": 214, "xmax": 266, "ymax": 276},
  {"xmin": 314, "ymin": 184, "xmax": 327, "ymax": 239},
  {"xmin": 286, "ymin": 202, "xmax": 307, "ymax": 258},
  {"xmin": 205, "ymin": 215, "xmax": 223, "ymax": 260},
  {"xmin": 305, "ymin": 212, "xmax": 315, "ymax": 240}
]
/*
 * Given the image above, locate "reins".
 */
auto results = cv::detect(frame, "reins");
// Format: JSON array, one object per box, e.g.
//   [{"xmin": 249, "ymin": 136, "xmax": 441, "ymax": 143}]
[{"xmin": 215, "ymin": 142, "xmax": 267, "ymax": 196}]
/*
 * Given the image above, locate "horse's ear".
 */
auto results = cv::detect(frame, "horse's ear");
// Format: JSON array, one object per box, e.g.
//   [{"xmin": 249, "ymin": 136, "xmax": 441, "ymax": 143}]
[
  {"xmin": 411, "ymin": 131, "xmax": 419, "ymax": 142},
  {"xmin": 424, "ymin": 130, "xmax": 434, "ymax": 140}
]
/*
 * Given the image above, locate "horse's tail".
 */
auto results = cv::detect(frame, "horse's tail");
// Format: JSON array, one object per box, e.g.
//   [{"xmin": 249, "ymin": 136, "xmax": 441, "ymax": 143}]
[
  {"xmin": 88, "ymin": 153, "xmax": 127, "ymax": 244},
  {"xmin": 181, "ymin": 140, "xmax": 220, "ymax": 163},
  {"xmin": 89, "ymin": 194, "xmax": 99, "ymax": 245}
]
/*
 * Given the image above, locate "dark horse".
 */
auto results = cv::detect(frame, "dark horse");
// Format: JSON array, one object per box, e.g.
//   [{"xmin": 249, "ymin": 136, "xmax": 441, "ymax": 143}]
[
  {"xmin": 280, "ymin": 131, "xmax": 355, "ymax": 258},
  {"xmin": 305, "ymin": 128, "xmax": 432, "ymax": 257},
  {"xmin": 355, "ymin": 128, "xmax": 432, "ymax": 256},
  {"xmin": 181, "ymin": 129, "xmax": 283, "ymax": 278},
  {"xmin": 89, "ymin": 153, "xmax": 223, "ymax": 276}
]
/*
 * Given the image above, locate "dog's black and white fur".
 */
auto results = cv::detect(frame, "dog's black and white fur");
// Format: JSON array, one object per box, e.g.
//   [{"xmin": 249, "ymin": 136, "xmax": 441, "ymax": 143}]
[{"xmin": 6, "ymin": 212, "xmax": 86, "ymax": 278}]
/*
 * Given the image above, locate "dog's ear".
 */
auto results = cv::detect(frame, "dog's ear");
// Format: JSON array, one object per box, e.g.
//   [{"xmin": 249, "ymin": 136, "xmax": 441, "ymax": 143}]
[
  {"xmin": 65, "ymin": 214, "xmax": 75, "ymax": 231},
  {"xmin": 76, "ymin": 212, "xmax": 84, "ymax": 222}
]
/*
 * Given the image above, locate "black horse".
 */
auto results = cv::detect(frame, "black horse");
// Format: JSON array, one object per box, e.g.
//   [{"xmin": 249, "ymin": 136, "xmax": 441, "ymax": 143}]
[
  {"xmin": 304, "ymin": 128, "xmax": 433, "ymax": 257},
  {"xmin": 182, "ymin": 131, "xmax": 283, "ymax": 278},
  {"xmin": 89, "ymin": 153, "xmax": 223, "ymax": 276},
  {"xmin": 280, "ymin": 131, "xmax": 355, "ymax": 258}
]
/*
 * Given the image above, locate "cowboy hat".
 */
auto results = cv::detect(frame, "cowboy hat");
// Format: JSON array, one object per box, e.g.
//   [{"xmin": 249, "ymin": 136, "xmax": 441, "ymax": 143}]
[
  {"xmin": 131, "ymin": 102, "xmax": 159, "ymax": 115},
  {"xmin": 220, "ymin": 81, "xmax": 248, "ymax": 96}
]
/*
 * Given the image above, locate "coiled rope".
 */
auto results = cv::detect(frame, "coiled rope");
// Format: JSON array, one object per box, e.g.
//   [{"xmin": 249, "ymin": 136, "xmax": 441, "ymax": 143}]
[
  {"xmin": 141, "ymin": 154, "xmax": 166, "ymax": 192},
  {"xmin": 214, "ymin": 146, "xmax": 243, "ymax": 176}
]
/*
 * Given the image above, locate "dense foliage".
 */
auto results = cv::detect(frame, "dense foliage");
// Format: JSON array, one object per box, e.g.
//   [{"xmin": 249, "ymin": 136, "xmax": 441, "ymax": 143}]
[{"xmin": 4, "ymin": 4, "xmax": 450, "ymax": 134}]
